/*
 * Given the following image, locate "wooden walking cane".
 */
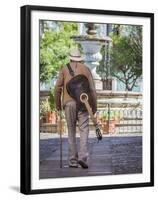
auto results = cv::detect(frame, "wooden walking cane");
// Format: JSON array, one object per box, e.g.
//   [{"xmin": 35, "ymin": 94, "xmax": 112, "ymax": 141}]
[{"xmin": 58, "ymin": 110, "xmax": 63, "ymax": 168}]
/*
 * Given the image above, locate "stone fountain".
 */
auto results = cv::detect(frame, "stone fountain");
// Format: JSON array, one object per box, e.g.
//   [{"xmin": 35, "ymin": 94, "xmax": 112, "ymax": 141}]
[{"xmin": 71, "ymin": 23, "xmax": 112, "ymax": 90}]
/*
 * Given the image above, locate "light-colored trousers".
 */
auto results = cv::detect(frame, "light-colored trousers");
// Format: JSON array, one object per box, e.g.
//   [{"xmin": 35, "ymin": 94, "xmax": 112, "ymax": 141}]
[{"xmin": 64, "ymin": 100, "xmax": 89, "ymax": 164}]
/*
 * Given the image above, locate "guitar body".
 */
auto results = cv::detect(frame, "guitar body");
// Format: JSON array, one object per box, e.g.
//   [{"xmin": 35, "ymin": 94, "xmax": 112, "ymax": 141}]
[{"xmin": 66, "ymin": 74, "xmax": 92, "ymax": 111}]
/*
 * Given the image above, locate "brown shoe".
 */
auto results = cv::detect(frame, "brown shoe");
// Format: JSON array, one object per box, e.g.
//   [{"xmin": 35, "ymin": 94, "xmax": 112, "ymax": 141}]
[
  {"xmin": 78, "ymin": 160, "xmax": 88, "ymax": 169},
  {"xmin": 69, "ymin": 161, "xmax": 78, "ymax": 168}
]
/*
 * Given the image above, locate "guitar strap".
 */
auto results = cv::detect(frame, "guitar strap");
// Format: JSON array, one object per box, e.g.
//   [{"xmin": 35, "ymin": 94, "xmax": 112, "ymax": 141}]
[{"xmin": 67, "ymin": 63, "xmax": 75, "ymax": 77}]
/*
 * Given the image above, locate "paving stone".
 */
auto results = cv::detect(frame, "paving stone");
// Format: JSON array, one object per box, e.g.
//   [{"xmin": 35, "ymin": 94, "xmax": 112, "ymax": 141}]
[{"xmin": 40, "ymin": 135, "xmax": 142, "ymax": 178}]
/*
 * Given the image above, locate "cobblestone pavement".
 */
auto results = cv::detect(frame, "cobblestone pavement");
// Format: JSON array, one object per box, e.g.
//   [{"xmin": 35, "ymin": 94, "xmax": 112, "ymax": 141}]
[{"xmin": 40, "ymin": 133, "xmax": 142, "ymax": 179}]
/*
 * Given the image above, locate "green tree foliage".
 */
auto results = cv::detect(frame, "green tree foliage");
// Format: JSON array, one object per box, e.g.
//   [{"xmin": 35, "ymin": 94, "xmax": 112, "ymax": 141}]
[
  {"xmin": 110, "ymin": 25, "xmax": 142, "ymax": 91},
  {"xmin": 40, "ymin": 22, "xmax": 77, "ymax": 83},
  {"xmin": 47, "ymin": 88, "xmax": 55, "ymax": 111}
]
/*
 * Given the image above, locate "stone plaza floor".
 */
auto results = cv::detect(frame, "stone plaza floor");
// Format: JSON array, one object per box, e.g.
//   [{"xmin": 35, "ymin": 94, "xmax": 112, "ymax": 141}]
[{"xmin": 40, "ymin": 133, "xmax": 142, "ymax": 179}]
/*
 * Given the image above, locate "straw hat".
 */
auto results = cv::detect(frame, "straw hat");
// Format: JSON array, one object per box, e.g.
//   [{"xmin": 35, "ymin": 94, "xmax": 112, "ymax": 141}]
[{"xmin": 69, "ymin": 48, "xmax": 83, "ymax": 62}]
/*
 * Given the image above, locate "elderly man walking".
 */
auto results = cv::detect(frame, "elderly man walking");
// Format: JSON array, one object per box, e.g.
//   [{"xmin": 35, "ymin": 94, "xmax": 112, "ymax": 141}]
[{"xmin": 54, "ymin": 48, "xmax": 97, "ymax": 169}]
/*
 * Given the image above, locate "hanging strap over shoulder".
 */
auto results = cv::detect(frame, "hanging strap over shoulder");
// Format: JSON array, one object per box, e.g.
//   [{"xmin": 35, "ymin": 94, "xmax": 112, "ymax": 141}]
[{"xmin": 67, "ymin": 63, "xmax": 75, "ymax": 77}]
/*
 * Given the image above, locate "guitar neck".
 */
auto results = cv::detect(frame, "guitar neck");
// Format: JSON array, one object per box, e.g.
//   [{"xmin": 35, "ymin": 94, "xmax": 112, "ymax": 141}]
[{"xmin": 82, "ymin": 99, "xmax": 97, "ymax": 126}]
